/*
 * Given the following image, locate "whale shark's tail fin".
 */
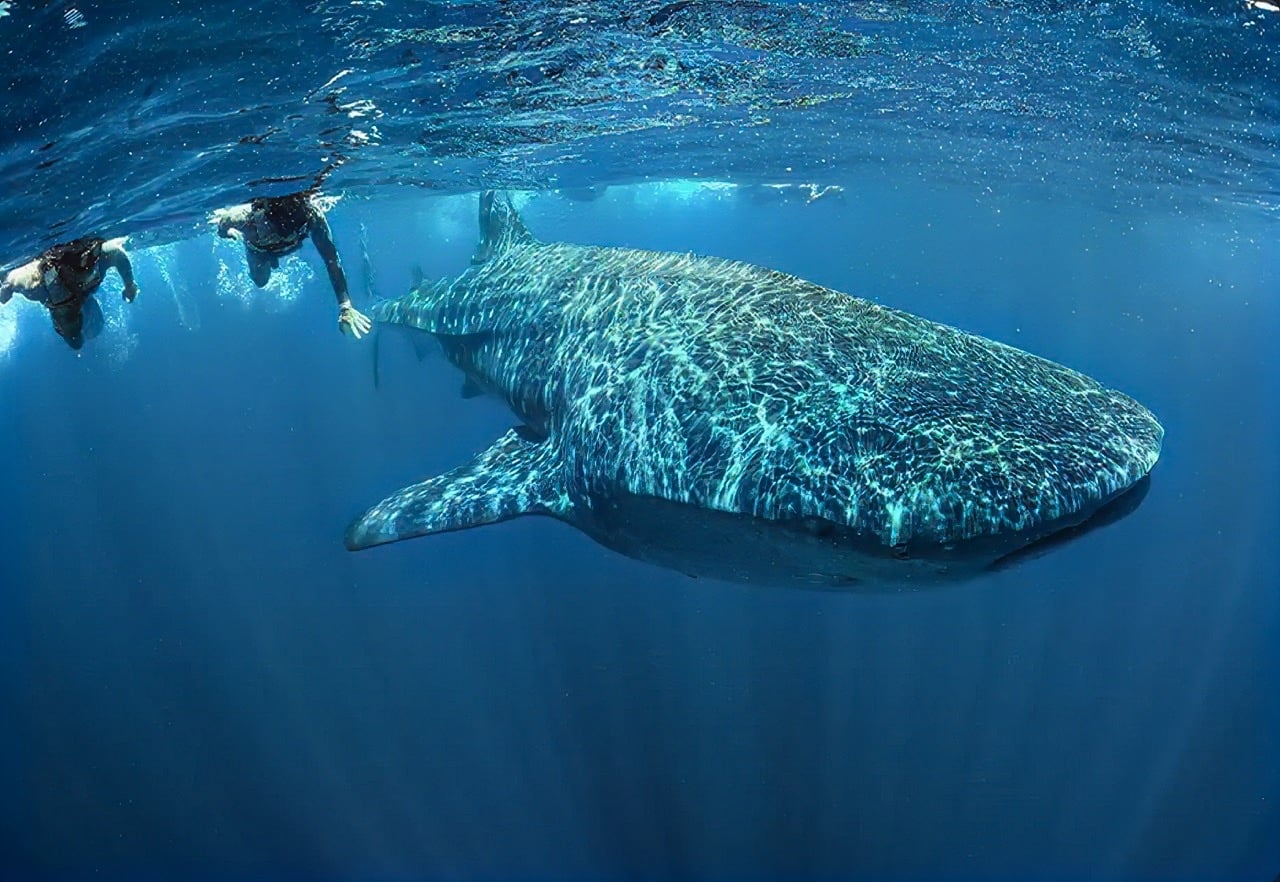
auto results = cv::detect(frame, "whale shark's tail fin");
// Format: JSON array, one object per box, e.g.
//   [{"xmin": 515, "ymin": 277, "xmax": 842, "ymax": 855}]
[{"xmin": 471, "ymin": 190, "xmax": 535, "ymax": 265}]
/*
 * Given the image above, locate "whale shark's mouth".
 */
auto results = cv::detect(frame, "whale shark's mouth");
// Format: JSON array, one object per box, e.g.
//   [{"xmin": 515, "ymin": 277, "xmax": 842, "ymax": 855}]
[{"xmin": 985, "ymin": 474, "xmax": 1153, "ymax": 572}]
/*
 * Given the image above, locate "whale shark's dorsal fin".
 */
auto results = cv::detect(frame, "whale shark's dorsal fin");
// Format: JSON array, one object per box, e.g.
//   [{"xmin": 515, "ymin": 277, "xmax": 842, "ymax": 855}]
[
  {"xmin": 471, "ymin": 190, "xmax": 536, "ymax": 265},
  {"xmin": 344, "ymin": 428, "xmax": 567, "ymax": 550}
]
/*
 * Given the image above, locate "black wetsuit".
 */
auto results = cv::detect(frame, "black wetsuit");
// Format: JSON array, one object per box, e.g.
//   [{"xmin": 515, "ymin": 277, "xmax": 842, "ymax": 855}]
[
  {"xmin": 246, "ymin": 195, "xmax": 313, "ymax": 257},
  {"xmin": 40, "ymin": 237, "xmax": 106, "ymax": 349},
  {"xmin": 224, "ymin": 192, "xmax": 351, "ymax": 306}
]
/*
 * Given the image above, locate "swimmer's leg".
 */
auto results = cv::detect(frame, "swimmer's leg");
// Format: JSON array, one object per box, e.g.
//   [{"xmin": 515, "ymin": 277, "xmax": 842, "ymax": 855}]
[
  {"xmin": 80, "ymin": 296, "xmax": 104, "ymax": 341},
  {"xmin": 49, "ymin": 304, "xmax": 84, "ymax": 350},
  {"xmin": 246, "ymin": 248, "xmax": 273, "ymax": 287}
]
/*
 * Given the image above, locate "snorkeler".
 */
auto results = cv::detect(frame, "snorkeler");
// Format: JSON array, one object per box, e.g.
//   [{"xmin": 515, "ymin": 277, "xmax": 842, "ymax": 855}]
[
  {"xmin": 213, "ymin": 191, "xmax": 372, "ymax": 339},
  {"xmin": 0, "ymin": 236, "xmax": 139, "ymax": 350}
]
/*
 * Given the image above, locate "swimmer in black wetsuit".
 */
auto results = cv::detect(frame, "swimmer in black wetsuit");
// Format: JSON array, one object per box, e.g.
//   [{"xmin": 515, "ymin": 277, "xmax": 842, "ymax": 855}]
[
  {"xmin": 0, "ymin": 236, "xmax": 139, "ymax": 350},
  {"xmin": 213, "ymin": 191, "xmax": 372, "ymax": 339}
]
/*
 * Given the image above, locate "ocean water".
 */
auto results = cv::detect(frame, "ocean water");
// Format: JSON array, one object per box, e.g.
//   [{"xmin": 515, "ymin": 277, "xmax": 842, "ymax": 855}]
[{"xmin": 1, "ymin": 2, "xmax": 1278, "ymax": 881}]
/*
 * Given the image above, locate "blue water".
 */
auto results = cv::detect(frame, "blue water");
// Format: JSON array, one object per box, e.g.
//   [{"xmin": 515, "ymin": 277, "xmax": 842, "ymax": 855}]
[{"xmin": 2, "ymin": 2, "xmax": 1279, "ymax": 881}]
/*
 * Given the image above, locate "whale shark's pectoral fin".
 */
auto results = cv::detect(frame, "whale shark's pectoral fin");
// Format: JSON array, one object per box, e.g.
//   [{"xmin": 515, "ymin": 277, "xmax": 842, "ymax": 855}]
[
  {"xmin": 345, "ymin": 428, "xmax": 566, "ymax": 551},
  {"xmin": 459, "ymin": 376, "xmax": 484, "ymax": 399}
]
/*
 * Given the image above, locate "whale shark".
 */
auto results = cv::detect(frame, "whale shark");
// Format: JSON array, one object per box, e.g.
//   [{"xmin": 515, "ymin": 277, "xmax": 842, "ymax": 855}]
[{"xmin": 346, "ymin": 191, "xmax": 1163, "ymax": 587}]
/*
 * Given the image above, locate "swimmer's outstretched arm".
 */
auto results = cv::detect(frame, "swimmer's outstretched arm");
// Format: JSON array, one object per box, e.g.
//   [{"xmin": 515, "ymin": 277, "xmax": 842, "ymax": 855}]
[
  {"xmin": 1, "ymin": 260, "xmax": 46, "ymax": 305},
  {"xmin": 308, "ymin": 207, "xmax": 372, "ymax": 340},
  {"xmin": 307, "ymin": 209, "xmax": 350, "ymax": 304},
  {"xmin": 214, "ymin": 204, "xmax": 251, "ymax": 240},
  {"xmin": 101, "ymin": 238, "xmax": 139, "ymax": 302}
]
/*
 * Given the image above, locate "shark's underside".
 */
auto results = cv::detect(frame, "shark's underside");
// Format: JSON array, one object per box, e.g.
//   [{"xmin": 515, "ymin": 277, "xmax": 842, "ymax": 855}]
[{"xmin": 347, "ymin": 192, "xmax": 1163, "ymax": 588}]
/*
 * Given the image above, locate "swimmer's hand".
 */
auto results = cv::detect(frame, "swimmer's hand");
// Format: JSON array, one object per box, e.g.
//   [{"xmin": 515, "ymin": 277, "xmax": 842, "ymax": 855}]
[
  {"xmin": 339, "ymin": 304, "xmax": 372, "ymax": 340},
  {"xmin": 123, "ymin": 283, "xmax": 139, "ymax": 303}
]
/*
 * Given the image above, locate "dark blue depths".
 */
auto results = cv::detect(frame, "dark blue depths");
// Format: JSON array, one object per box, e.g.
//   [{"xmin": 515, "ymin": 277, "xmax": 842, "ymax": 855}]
[{"xmin": 0, "ymin": 183, "xmax": 1277, "ymax": 882}]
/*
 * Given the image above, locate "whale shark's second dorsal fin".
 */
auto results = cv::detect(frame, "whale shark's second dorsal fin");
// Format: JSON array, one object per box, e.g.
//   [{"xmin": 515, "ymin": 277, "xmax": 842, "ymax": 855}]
[
  {"xmin": 471, "ymin": 190, "xmax": 536, "ymax": 265},
  {"xmin": 344, "ymin": 428, "xmax": 568, "ymax": 550}
]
